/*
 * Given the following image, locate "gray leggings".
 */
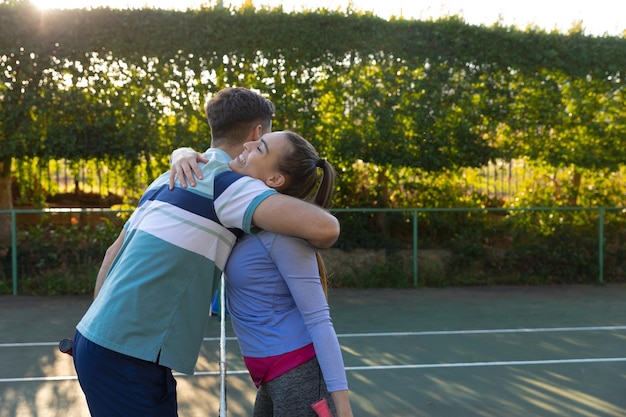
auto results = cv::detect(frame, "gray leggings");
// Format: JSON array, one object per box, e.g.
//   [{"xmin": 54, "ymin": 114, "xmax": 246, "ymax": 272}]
[{"xmin": 253, "ymin": 356, "xmax": 336, "ymax": 417}]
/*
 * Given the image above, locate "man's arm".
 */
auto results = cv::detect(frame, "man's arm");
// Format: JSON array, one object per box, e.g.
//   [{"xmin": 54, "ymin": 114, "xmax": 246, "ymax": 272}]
[
  {"xmin": 252, "ymin": 194, "xmax": 340, "ymax": 248},
  {"xmin": 93, "ymin": 228, "xmax": 126, "ymax": 299}
]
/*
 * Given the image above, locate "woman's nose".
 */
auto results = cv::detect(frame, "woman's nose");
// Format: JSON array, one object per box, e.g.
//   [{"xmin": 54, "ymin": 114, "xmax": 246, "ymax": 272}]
[{"xmin": 244, "ymin": 141, "xmax": 258, "ymax": 152}]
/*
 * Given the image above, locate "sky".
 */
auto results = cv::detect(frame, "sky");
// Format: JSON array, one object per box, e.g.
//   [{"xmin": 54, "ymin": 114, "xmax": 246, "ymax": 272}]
[{"xmin": 30, "ymin": 0, "xmax": 626, "ymax": 37}]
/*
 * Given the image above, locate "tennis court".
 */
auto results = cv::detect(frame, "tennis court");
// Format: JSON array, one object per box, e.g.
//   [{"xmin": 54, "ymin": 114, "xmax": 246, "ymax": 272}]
[{"xmin": 2, "ymin": 285, "xmax": 626, "ymax": 417}]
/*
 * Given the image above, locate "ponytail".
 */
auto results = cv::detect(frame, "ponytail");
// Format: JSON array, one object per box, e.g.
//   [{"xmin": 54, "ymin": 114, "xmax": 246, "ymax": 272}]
[{"xmin": 274, "ymin": 131, "xmax": 336, "ymax": 298}]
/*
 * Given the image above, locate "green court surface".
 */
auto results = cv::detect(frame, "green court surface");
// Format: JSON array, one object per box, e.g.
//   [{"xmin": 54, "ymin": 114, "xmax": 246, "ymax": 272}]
[{"xmin": 1, "ymin": 285, "xmax": 626, "ymax": 417}]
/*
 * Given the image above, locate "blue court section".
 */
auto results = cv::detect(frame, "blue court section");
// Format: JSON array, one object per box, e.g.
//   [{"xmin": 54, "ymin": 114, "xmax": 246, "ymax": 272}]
[{"xmin": 1, "ymin": 285, "xmax": 626, "ymax": 417}]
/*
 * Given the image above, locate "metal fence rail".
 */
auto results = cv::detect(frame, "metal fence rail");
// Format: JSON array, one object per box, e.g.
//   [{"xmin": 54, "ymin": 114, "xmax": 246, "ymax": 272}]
[
  {"xmin": 1, "ymin": 206, "xmax": 624, "ymax": 295},
  {"xmin": 332, "ymin": 206, "xmax": 625, "ymax": 287}
]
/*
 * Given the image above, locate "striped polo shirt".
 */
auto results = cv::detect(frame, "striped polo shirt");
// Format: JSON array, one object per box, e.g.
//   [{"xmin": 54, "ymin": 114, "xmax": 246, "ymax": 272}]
[{"xmin": 77, "ymin": 148, "xmax": 276, "ymax": 375}]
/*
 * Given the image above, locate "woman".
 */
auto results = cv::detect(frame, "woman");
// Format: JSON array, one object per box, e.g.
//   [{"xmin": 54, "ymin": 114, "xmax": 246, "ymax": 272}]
[{"xmin": 174, "ymin": 131, "xmax": 353, "ymax": 417}]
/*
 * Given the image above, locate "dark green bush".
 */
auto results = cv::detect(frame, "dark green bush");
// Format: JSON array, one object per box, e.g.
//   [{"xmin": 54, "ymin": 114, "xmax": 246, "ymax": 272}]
[
  {"xmin": 330, "ymin": 207, "xmax": 625, "ymax": 288},
  {"xmin": 1, "ymin": 206, "xmax": 624, "ymax": 295},
  {"xmin": 0, "ymin": 217, "xmax": 123, "ymax": 295},
  {"xmin": 331, "ymin": 256, "xmax": 412, "ymax": 289}
]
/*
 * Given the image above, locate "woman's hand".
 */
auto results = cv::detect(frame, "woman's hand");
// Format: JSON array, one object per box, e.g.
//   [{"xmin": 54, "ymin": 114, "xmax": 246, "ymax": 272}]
[
  {"xmin": 168, "ymin": 147, "xmax": 209, "ymax": 189},
  {"xmin": 331, "ymin": 390, "xmax": 354, "ymax": 417}
]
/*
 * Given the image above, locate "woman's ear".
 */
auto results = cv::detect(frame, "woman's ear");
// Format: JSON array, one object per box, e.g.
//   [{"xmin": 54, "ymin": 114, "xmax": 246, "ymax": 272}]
[{"xmin": 265, "ymin": 173, "xmax": 286, "ymax": 190}]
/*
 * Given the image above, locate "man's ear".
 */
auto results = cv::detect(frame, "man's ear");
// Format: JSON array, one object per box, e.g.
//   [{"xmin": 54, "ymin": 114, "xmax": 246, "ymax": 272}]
[
  {"xmin": 265, "ymin": 173, "xmax": 286, "ymax": 190},
  {"xmin": 252, "ymin": 124, "xmax": 264, "ymax": 141}
]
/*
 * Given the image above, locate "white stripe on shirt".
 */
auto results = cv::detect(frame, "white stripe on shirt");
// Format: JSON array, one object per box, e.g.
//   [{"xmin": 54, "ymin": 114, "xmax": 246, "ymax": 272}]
[{"xmin": 128, "ymin": 200, "xmax": 237, "ymax": 270}]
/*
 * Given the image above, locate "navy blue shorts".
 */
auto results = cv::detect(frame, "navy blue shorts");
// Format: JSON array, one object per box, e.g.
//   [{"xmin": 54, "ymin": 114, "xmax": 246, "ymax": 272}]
[{"xmin": 73, "ymin": 330, "xmax": 178, "ymax": 417}]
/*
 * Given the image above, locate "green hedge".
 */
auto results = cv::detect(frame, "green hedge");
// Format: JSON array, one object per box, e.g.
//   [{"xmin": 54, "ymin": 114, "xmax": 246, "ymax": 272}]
[{"xmin": 2, "ymin": 207, "xmax": 623, "ymax": 295}]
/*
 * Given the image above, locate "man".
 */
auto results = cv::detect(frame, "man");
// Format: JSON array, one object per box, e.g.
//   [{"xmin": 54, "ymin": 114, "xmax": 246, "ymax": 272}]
[{"xmin": 72, "ymin": 87, "xmax": 339, "ymax": 417}]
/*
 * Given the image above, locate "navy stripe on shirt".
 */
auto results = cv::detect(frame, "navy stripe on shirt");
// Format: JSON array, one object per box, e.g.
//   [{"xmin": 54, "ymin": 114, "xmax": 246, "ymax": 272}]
[
  {"xmin": 139, "ymin": 184, "xmax": 218, "ymax": 221},
  {"xmin": 138, "ymin": 172, "xmax": 248, "ymax": 238},
  {"xmin": 213, "ymin": 170, "xmax": 248, "ymax": 198}
]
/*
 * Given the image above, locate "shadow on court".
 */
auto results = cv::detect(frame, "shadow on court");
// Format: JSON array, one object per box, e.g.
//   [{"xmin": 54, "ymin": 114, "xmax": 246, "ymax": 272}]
[{"xmin": 1, "ymin": 284, "xmax": 626, "ymax": 417}]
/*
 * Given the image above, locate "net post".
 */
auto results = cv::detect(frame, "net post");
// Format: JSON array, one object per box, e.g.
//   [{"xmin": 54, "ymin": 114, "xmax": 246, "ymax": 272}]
[
  {"xmin": 219, "ymin": 273, "xmax": 227, "ymax": 416},
  {"xmin": 11, "ymin": 210, "xmax": 18, "ymax": 295},
  {"xmin": 412, "ymin": 209, "xmax": 418, "ymax": 287},
  {"xmin": 598, "ymin": 207, "xmax": 604, "ymax": 285}
]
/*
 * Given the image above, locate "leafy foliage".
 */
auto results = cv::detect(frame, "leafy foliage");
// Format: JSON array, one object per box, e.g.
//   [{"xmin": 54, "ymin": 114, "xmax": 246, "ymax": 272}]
[
  {"xmin": 1, "ymin": 3, "xmax": 624, "ymax": 206},
  {"xmin": 0, "ymin": 3, "xmax": 625, "ymax": 291}
]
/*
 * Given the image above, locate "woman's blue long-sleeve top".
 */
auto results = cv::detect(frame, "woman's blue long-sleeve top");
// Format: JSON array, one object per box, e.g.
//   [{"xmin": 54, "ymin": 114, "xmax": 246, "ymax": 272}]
[{"xmin": 224, "ymin": 231, "xmax": 348, "ymax": 392}]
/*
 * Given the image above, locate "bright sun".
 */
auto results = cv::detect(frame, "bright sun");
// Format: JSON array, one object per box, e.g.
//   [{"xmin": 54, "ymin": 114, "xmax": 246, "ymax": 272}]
[
  {"xmin": 30, "ymin": 0, "xmax": 94, "ymax": 9},
  {"xmin": 29, "ymin": 0, "xmax": 198, "ymax": 11},
  {"xmin": 30, "ymin": 0, "xmax": 109, "ymax": 10}
]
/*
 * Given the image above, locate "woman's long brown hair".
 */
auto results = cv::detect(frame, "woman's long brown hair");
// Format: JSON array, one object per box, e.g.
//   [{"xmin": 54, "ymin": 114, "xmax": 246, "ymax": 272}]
[{"xmin": 274, "ymin": 131, "xmax": 336, "ymax": 298}]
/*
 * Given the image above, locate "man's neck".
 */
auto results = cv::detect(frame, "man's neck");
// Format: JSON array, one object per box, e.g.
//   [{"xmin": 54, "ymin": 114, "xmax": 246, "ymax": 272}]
[{"xmin": 211, "ymin": 142, "xmax": 242, "ymax": 159}]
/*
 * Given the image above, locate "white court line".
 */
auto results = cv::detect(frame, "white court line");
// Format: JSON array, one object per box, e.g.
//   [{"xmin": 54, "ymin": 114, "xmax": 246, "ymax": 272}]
[
  {"xmin": 0, "ymin": 375, "xmax": 79, "ymax": 383},
  {"xmin": 2, "ymin": 325, "xmax": 626, "ymax": 348},
  {"xmin": 200, "ymin": 325, "xmax": 626, "ymax": 341},
  {"xmin": 336, "ymin": 325, "xmax": 626, "ymax": 338},
  {"xmin": 2, "ymin": 326, "xmax": 626, "ymax": 383},
  {"xmin": 343, "ymin": 357, "xmax": 626, "ymax": 371},
  {"xmin": 2, "ymin": 357, "xmax": 626, "ymax": 383},
  {"xmin": 0, "ymin": 342, "xmax": 59, "ymax": 348}
]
